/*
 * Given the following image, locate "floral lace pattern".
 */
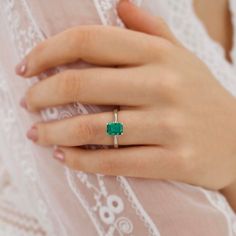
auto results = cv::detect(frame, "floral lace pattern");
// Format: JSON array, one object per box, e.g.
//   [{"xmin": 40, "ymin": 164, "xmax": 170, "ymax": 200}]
[{"xmin": 0, "ymin": 196, "xmax": 47, "ymax": 236}]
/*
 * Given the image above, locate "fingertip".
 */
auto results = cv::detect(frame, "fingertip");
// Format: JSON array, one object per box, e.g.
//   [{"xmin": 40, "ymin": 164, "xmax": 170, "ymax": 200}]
[
  {"xmin": 15, "ymin": 57, "xmax": 35, "ymax": 78},
  {"xmin": 26, "ymin": 125, "xmax": 38, "ymax": 142},
  {"xmin": 117, "ymin": 0, "xmax": 145, "ymax": 30},
  {"xmin": 20, "ymin": 97, "xmax": 28, "ymax": 110},
  {"xmin": 15, "ymin": 58, "xmax": 27, "ymax": 76},
  {"xmin": 53, "ymin": 147, "xmax": 65, "ymax": 162},
  {"xmin": 118, "ymin": 0, "xmax": 132, "ymax": 5},
  {"xmin": 117, "ymin": 0, "xmax": 134, "ymax": 13}
]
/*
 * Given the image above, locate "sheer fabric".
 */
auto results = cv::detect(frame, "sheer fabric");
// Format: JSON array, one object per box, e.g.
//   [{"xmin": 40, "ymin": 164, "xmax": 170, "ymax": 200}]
[{"xmin": 0, "ymin": 0, "xmax": 236, "ymax": 235}]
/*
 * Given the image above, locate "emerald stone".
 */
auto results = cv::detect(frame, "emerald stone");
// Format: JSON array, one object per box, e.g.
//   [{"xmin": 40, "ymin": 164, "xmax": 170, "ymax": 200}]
[{"xmin": 106, "ymin": 122, "xmax": 123, "ymax": 136}]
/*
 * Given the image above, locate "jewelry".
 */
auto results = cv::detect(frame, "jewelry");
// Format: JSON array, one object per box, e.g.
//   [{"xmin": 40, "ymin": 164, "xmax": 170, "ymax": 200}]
[{"xmin": 106, "ymin": 108, "xmax": 124, "ymax": 148}]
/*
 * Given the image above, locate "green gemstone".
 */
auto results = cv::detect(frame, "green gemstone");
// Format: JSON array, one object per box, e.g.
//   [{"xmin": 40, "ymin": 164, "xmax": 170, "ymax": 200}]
[{"xmin": 106, "ymin": 122, "xmax": 123, "ymax": 136}]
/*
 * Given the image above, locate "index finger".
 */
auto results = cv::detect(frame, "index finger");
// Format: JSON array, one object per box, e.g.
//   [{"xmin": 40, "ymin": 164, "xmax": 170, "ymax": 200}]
[{"xmin": 16, "ymin": 25, "xmax": 163, "ymax": 77}]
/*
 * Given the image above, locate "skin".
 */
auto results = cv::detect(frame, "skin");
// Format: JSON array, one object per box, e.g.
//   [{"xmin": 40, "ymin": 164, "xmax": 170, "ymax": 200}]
[
  {"xmin": 16, "ymin": 0, "xmax": 236, "ymax": 207},
  {"xmin": 194, "ymin": 0, "xmax": 233, "ymax": 62},
  {"xmin": 195, "ymin": 0, "xmax": 236, "ymax": 211},
  {"xmin": 194, "ymin": 0, "xmax": 236, "ymax": 211}
]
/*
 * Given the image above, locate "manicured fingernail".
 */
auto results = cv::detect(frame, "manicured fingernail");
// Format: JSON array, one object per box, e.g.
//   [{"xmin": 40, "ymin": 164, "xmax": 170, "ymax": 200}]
[
  {"xmin": 53, "ymin": 149, "xmax": 65, "ymax": 162},
  {"xmin": 27, "ymin": 126, "xmax": 38, "ymax": 142},
  {"xmin": 20, "ymin": 97, "xmax": 27, "ymax": 109},
  {"xmin": 15, "ymin": 59, "xmax": 27, "ymax": 76}
]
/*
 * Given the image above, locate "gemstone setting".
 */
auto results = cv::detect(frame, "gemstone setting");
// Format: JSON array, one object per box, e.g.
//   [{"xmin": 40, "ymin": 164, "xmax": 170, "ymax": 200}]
[{"xmin": 106, "ymin": 122, "xmax": 124, "ymax": 136}]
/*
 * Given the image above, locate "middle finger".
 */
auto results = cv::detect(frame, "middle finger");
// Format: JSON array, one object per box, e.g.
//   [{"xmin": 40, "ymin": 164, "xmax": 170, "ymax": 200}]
[{"xmin": 24, "ymin": 67, "xmax": 155, "ymax": 111}]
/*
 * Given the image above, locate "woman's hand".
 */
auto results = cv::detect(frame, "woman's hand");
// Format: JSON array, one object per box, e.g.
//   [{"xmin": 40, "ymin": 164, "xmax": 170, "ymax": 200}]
[{"xmin": 16, "ymin": 0, "xmax": 236, "ymax": 190}]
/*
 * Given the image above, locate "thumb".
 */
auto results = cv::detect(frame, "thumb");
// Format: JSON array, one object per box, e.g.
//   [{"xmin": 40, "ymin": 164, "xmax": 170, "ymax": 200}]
[{"xmin": 117, "ymin": 0, "xmax": 181, "ymax": 46}]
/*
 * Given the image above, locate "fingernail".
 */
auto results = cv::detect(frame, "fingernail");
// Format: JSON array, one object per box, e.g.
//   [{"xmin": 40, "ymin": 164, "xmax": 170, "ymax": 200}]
[
  {"xmin": 27, "ymin": 126, "xmax": 38, "ymax": 142},
  {"xmin": 53, "ymin": 149, "xmax": 65, "ymax": 162},
  {"xmin": 20, "ymin": 97, "xmax": 27, "ymax": 109},
  {"xmin": 15, "ymin": 58, "xmax": 27, "ymax": 76}
]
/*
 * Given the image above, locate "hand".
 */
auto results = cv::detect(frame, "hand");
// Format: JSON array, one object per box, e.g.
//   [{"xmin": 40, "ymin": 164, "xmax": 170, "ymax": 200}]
[{"xmin": 16, "ymin": 0, "xmax": 236, "ymax": 190}]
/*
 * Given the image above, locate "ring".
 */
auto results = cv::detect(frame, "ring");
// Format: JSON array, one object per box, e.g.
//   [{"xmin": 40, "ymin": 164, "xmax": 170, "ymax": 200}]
[{"xmin": 106, "ymin": 108, "xmax": 124, "ymax": 148}]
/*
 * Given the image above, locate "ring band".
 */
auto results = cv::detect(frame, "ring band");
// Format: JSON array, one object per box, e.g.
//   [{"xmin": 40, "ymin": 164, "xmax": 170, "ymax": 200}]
[{"xmin": 106, "ymin": 108, "xmax": 124, "ymax": 148}]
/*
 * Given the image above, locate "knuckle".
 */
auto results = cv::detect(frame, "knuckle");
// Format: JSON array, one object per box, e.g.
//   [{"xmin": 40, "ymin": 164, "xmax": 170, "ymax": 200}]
[
  {"xmin": 158, "ymin": 118, "xmax": 175, "ymax": 139},
  {"xmin": 150, "ymin": 68, "xmax": 181, "ymax": 96},
  {"xmin": 76, "ymin": 120, "xmax": 99, "ymax": 144},
  {"xmin": 72, "ymin": 26, "xmax": 103, "ymax": 54},
  {"xmin": 158, "ymin": 117, "xmax": 171, "ymax": 133},
  {"xmin": 168, "ymin": 112, "xmax": 184, "ymax": 136},
  {"xmin": 161, "ymin": 147, "xmax": 196, "ymax": 181},
  {"xmin": 57, "ymin": 70, "xmax": 81, "ymax": 100},
  {"xmin": 158, "ymin": 111, "xmax": 183, "ymax": 137},
  {"xmin": 164, "ymin": 71, "xmax": 181, "ymax": 91},
  {"xmin": 62, "ymin": 27, "xmax": 90, "ymax": 56},
  {"xmin": 156, "ymin": 70, "xmax": 182, "ymax": 100},
  {"xmin": 178, "ymin": 147, "xmax": 197, "ymax": 175},
  {"xmin": 77, "ymin": 28, "xmax": 93, "ymax": 47}
]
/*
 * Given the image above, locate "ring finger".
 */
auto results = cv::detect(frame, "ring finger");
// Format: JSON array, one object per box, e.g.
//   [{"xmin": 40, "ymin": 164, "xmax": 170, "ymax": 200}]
[{"xmin": 27, "ymin": 109, "xmax": 166, "ymax": 147}]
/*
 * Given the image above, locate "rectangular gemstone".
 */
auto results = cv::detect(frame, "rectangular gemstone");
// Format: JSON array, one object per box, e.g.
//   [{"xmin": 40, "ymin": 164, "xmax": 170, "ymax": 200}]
[{"xmin": 107, "ymin": 122, "xmax": 123, "ymax": 136}]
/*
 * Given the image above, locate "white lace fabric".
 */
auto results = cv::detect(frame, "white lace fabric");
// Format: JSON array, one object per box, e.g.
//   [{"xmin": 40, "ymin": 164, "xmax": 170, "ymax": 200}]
[{"xmin": 0, "ymin": 0, "xmax": 236, "ymax": 235}]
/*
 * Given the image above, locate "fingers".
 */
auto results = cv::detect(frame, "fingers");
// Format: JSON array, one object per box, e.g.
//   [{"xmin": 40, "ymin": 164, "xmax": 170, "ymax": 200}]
[
  {"xmin": 16, "ymin": 25, "xmax": 161, "ymax": 77},
  {"xmin": 27, "ymin": 109, "xmax": 168, "ymax": 146},
  {"xmin": 53, "ymin": 145, "xmax": 180, "ymax": 180},
  {"xmin": 23, "ymin": 67, "xmax": 156, "ymax": 112},
  {"xmin": 117, "ymin": 0, "xmax": 181, "ymax": 46}
]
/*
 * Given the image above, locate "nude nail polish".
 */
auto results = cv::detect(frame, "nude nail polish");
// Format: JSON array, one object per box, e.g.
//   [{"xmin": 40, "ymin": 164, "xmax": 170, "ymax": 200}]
[
  {"xmin": 53, "ymin": 149, "xmax": 65, "ymax": 162},
  {"xmin": 20, "ymin": 97, "xmax": 27, "ymax": 109},
  {"xmin": 27, "ymin": 126, "xmax": 38, "ymax": 142},
  {"xmin": 15, "ymin": 59, "xmax": 27, "ymax": 76}
]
